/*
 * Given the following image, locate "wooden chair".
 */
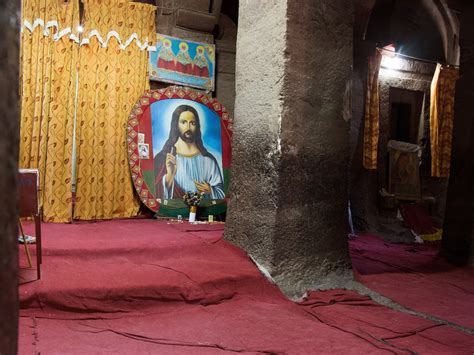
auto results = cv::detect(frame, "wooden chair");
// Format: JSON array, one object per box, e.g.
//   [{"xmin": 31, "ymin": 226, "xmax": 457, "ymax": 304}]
[{"xmin": 18, "ymin": 169, "xmax": 42, "ymax": 280}]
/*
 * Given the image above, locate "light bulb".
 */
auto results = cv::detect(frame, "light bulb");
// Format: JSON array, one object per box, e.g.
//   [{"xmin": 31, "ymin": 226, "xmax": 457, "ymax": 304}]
[{"xmin": 382, "ymin": 55, "xmax": 403, "ymax": 70}]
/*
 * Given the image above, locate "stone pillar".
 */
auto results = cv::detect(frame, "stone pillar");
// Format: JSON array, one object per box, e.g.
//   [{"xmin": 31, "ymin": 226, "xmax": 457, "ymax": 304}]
[
  {"xmin": 441, "ymin": 4, "xmax": 474, "ymax": 265},
  {"xmin": 225, "ymin": 0, "xmax": 353, "ymax": 297},
  {"xmin": 0, "ymin": 0, "xmax": 20, "ymax": 354}
]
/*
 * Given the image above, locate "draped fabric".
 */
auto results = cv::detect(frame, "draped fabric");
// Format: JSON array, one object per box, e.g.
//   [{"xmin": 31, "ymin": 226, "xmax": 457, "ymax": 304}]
[
  {"xmin": 430, "ymin": 63, "xmax": 459, "ymax": 177},
  {"xmin": 80, "ymin": 0, "xmax": 157, "ymax": 51},
  {"xmin": 21, "ymin": 0, "xmax": 80, "ymax": 42},
  {"xmin": 362, "ymin": 50, "xmax": 383, "ymax": 170},
  {"xmin": 74, "ymin": 0, "xmax": 156, "ymax": 220},
  {"xmin": 19, "ymin": 0, "xmax": 80, "ymax": 222}
]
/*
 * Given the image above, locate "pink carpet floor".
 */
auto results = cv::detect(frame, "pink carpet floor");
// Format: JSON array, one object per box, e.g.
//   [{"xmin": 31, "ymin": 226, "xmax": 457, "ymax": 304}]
[
  {"xmin": 18, "ymin": 220, "xmax": 474, "ymax": 354},
  {"xmin": 351, "ymin": 234, "xmax": 474, "ymax": 329}
]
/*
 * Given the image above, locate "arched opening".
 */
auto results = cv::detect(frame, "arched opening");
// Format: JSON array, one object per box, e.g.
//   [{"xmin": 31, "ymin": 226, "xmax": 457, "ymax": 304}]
[
  {"xmin": 349, "ymin": 0, "xmax": 470, "ymax": 329},
  {"xmin": 351, "ymin": 0, "xmax": 459, "ymax": 238}
]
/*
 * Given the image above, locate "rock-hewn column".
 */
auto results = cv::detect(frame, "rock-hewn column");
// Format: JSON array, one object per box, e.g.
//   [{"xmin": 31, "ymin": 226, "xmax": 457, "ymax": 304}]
[
  {"xmin": 442, "ymin": 5, "xmax": 474, "ymax": 265},
  {"xmin": 0, "ymin": 0, "xmax": 20, "ymax": 354},
  {"xmin": 225, "ymin": 1, "xmax": 286, "ymax": 270},
  {"xmin": 225, "ymin": 0, "xmax": 353, "ymax": 297}
]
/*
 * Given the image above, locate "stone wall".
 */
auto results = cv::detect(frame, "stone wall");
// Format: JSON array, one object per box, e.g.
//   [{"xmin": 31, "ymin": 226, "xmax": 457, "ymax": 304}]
[
  {"xmin": 155, "ymin": 0, "xmax": 220, "ymax": 43},
  {"xmin": 0, "ymin": 0, "xmax": 20, "ymax": 353},
  {"xmin": 214, "ymin": 14, "xmax": 236, "ymax": 113}
]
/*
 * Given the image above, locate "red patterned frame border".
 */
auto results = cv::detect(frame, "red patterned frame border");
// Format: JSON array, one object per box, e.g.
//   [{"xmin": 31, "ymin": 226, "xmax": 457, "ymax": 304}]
[{"xmin": 127, "ymin": 86, "xmax": 233, "ymax": 212}]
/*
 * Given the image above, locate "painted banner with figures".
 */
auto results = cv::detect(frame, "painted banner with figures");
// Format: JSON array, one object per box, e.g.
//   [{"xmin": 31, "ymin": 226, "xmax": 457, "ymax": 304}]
[{"xmin": 149, "ymin": 34, "xmax": 215, "ymax": 91}]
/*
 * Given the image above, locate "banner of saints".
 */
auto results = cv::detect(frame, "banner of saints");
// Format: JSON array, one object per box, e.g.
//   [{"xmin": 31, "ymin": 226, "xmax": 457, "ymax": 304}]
[{"xmin": 149, "ymin": 34, "xmax": 215, "ymax": 91}]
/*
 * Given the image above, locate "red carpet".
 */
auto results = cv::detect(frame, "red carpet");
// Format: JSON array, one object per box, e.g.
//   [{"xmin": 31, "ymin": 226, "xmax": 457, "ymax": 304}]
[
  {"xmin": 19, "ymin": 220, "xmax": 474, "ymax": 354},
  {"xmin": 399, "ymin": 203, "xmax": 437, "ymax": 235},
  {"xmin": 351, "ymin": 234, "xmax": 474, "ymax": 329}
]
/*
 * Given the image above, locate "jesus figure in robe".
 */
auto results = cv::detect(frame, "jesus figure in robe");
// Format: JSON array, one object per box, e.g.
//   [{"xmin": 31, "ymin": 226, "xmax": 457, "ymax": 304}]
[{"xmin": 154, "ymin": 105, "xmax": 225, "ymax": 200}]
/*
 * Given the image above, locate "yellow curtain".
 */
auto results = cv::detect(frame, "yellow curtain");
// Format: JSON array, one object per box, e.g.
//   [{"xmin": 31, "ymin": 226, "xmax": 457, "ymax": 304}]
[
  {"xmin": 362, "ymin": 50, "xmax": 383, "ymax": 170},
  {"xmin": 430, "ymin": 63, "xmax": 459, "ymax": 177},
  {"xmin": 20, "ymin": 0, "xmax": 80, "ymax": 222},
  {"xmin": 74, "ymin": 0, "xmax": 156, "ymax": 220}
]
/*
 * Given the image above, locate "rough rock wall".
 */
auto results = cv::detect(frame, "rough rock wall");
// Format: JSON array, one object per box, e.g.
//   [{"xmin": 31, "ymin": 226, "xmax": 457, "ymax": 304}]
[
  {"xmin": 215, "ymin": 14, "xmax": 237, "ymax": 113},
  {"xmin": 225, "ymin": 0, "xmax": 353, "ymax": 297},
  {"xmin": 155, "ymin": 0, "xmax": 219, "ymax": 43},
  {"xmin": 0, "ymin": 0, "xmax": 20, "ymax": 354},
  {"xmin": 442, "ymin": 4, "xmax": 474, "ymax": 265},
  {"xmin": 273, "ymin": 0, "xmax": 353, "ymax": 296},
  {"xmin": 224, "ymin": 0, "xmax": 287, "ymax": 270},
  {"xmin": 215, "ymin": 40, "xmax": 236, "ymax": 112}
]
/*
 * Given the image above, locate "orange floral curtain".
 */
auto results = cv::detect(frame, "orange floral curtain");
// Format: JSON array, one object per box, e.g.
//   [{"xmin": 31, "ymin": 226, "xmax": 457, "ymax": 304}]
[
  {"xmin": 430, "ymin": 63, "xmax": 459, "ymax": 177},
  {"xmin": 362, "ymin": 50, "xmax": 383, "ymax": 170},
  {"xmin": 19, "ymin": 0, "xmax": 80, "ymax": 222},
  {"xmin": 73, "ymin": 0, "xmax": 156, "ymax": 220}
]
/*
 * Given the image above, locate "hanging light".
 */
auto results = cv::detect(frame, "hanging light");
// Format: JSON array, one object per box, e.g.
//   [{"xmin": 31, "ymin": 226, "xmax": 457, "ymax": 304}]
[
  {"xmin": 382, "ymin": 55, "xmax": 403, "ymax": 70},
  {"xmin": 380, "ymin": 44, "xmax": 404, "ymax": 76},
  {"xmin": 382, "ymin": 44, "xmax": 402, "ymax": 69}
]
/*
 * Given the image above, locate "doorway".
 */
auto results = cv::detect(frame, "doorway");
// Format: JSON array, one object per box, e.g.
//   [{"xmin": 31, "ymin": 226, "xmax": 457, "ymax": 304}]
[{"xmin": 389, "ymin": 87, "xmax": 424, "ymax": 144}]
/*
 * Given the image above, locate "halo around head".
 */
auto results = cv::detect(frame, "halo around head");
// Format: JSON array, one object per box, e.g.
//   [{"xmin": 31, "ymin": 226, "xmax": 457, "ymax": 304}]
[{"xmin": 196, "ymin": 45, "xmax": 205, "ymax": 54}]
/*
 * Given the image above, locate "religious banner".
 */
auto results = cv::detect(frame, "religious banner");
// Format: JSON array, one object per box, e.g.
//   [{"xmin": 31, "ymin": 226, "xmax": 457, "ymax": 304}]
[
  {"xmin": 149, "ymin": 34, "xmax": 215, "ymax": 91},
  {"xmin": 127, "ymin": 87, "xmax": 232, "ymax": 218},
  {"xmin": 387, "ymin": 140, "xmax": 421, "ymax": 200}
]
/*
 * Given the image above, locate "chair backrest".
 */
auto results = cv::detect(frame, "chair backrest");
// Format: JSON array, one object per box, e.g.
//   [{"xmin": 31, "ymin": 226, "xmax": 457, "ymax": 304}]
[{"xmin": 18, "ymin": 169, "xmax": 39, "ymax": 217}]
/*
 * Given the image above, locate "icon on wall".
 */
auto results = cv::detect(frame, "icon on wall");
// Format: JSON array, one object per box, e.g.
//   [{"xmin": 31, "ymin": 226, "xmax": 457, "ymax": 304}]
[
  {"xmin": 388, "ymin": 140, "xmax": 421, "ymax": 199},
  {"xmin": 149, "ymin": 34, "xmax": 216, "ymax": 91},
  {"xmin": 138, "ymin": 143, "xmax": 150, "ymax": 159}
]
